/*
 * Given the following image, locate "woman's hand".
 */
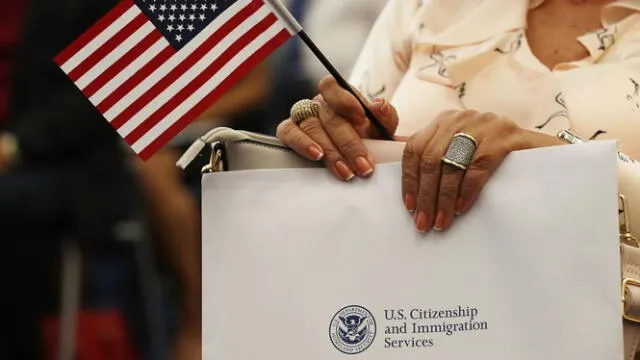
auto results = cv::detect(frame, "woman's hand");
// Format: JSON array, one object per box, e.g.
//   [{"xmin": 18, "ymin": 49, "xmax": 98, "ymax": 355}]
[
  {"xmin": 276, "ymin": 75, "xmax": 399, "ymax": 181},
  {"xmin": 403, "ymin": 109, "xmax": 565, "ymax": 233}
]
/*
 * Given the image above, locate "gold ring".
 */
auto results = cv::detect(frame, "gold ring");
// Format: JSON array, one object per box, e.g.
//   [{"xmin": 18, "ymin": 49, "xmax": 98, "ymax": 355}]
[{"xmin": 290, "ymin": 99, "xmax": 320, "ymax": 125}]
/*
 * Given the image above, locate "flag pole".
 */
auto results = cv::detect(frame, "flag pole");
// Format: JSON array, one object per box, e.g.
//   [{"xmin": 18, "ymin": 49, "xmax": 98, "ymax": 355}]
[{"xmin": 266, "ymin": 0, "xmax": 393, "ymax": 141}]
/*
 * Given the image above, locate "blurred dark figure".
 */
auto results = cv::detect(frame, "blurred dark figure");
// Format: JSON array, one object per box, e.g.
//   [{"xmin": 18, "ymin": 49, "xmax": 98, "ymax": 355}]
[{"xmin": 0, "ymin": 0, "xmax": 147, "ymax": 359}]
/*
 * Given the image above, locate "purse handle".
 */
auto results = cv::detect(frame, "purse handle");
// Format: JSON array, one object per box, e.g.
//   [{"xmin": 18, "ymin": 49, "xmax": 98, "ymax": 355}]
[{"xmin": 176, "ymin": 127, "xmax": 405, "ymax": 172}]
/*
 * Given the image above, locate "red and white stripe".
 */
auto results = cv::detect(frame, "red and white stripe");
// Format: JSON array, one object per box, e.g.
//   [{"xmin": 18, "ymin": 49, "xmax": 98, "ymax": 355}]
[{"xmin": 55, "ymin": 0, "xmax": 295, "ymax": 160}]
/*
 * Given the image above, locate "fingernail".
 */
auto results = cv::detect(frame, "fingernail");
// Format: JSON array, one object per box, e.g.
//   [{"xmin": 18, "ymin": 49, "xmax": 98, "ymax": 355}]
[
  {"xmin": 308, "ymin": 146, "xmax": 324, "ymax": 161},
  {"xmin": 415, "ymin": 212, "xmax": 429, "ymax": 233},
  {"xmin": 355, "ymin": 157, "xmax": 373, "ymax": 176},
  {"xmin": 378, "ymin": 99, "xmax": 390, "ymax": 116},
  {"xmin": 404, "ymin": 194, "xmax": 415, "ymax": 213},
  {"xmin": 335, "ymin": 161, "xmax": 355, "ymax": 181},
  {"xmin": 434, "ymin": 211, "xmax": 445, "ymax": 231},
  {"xmin": 455, "ymin": 198, "xmax": 465, "ymax": 215}
]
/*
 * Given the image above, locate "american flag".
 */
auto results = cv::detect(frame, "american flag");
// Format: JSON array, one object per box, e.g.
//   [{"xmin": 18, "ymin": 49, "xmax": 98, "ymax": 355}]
[{"xmin": 55, "ymin": 0, "xmax": 297, "ymax": 160}]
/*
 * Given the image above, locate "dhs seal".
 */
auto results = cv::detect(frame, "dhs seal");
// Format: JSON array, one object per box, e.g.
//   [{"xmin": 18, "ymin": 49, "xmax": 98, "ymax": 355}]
[{"xmin": 329, "ymin": 305, "xmax": 376, "ymax": 354}]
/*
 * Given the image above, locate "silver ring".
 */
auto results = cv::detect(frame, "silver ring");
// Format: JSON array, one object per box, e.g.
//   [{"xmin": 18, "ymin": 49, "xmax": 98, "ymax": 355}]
[
  {"xmin": 290, "ymin": 99, "xmax": 320, "ymax": 125},
  {"xmin": 441, "ymin": 133, "xmax": 478, "ymax": 170}
]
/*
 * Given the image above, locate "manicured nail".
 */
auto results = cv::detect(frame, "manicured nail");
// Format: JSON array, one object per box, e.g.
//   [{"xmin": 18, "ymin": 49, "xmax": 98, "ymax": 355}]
[
  {"xmin": 308, "ymin": 146, "xmax": 324, "ymax": 161},
  {"xmin": 355, "ymin": 157, "xmax": 373, "ymax": 176},
  {"xmin": 404, "ymin": 194, "xmax": 415, "ymax": 213},
  {"xmin": 375, "ymin": 98, "xmax": 390, "ymax": 116},
  {"xmin": 415, "ymin": 212, "xmax": 429, "ymax": 233},
  {"xmin": 434, "ymin": 211, "xmax": 445, "ymax": 231},
  {"xmin": 455, "ymin": 198, "xmax": 465, "ymax": 215},
  {"xmin": 380, "ymin": 100, "xmax": 390, "ymax": 116},
  {"xmin": 335, "ymin": 161, "xmax": 355, "ymax": 181}
]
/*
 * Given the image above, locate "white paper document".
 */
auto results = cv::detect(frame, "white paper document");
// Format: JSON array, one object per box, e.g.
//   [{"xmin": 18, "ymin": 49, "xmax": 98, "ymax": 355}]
[{"xmin": 202, "ymin": 141, "xmax": 623, "ymax": 360}]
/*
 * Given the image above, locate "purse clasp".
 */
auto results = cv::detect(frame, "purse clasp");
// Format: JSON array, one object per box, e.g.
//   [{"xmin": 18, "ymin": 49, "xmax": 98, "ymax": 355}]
[
  {"xmin": 620, "ymin": 195, "xmax": 638, "ymax": 247},
  {"xmin": 202, "ymin": 141, "xmax": 227, "ymax": 174}
]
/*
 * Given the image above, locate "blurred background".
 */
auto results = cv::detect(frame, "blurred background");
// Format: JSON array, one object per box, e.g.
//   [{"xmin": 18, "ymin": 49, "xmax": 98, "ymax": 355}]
[{"xmin": 0, "ymin": 0, "xmax": 387, "ymax": 359}]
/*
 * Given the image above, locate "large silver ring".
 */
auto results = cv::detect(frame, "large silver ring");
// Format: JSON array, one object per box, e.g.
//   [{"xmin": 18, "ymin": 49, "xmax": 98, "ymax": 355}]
[
  {"xmin": 441, "ymin": 133, "xmax": 478, "ymax": 170},
  {"xmin": 290, "ymin": 99, "xmax": 320, "ymax": 125}
]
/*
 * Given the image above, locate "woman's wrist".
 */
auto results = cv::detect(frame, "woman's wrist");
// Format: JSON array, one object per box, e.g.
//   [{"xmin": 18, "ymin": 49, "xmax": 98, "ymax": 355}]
[{"xmin": 522, "ymin": 129, "xmax": 567, "ymax": 148}]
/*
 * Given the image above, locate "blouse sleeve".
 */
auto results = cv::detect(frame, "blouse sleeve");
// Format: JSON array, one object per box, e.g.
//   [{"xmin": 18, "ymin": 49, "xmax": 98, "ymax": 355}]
[{"xmin": 347, "ymin": 0, "xmax": 416, "ymax": 102}]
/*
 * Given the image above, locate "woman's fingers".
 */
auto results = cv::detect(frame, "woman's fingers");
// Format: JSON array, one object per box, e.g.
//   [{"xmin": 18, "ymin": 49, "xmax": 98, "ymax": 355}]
[
  {"xmin": 276, "ymin": 119, "xmax": 325, "ymax": 161},
  {"xmin": 402, "ymin": 126, "xmax": 437, "ymax": 231},
  {"xmin": 412, "ymin": 112, "xmax": 484, "ymax": 233},
  {"xmin": 413, "ymin": 126, "xmax": 455, "ymax": 233},
  {"xmin": 299, "ymin": 115, "xmax": 357, "ymax": 181},
  {"xmin": 318, "ymin": 100, "xmax": 375, "ymax": 178},
  {"xmin": 435, "ymin": 163, "xmax": 466, "ymax": 231},
  {"xmin": 276, "ymin": 104, "xmax": 374, "ymax": 181},
  {"xmin": 276, "ymin": 117, "xmax": 356, "ymax": 181},
  {"xmin": 319, "ymin": 75, "xmax": 399, "ymax": 138},
  {"xmin": 368, "ymin": 98, "xmax": 400, "ymax": 139},
  {"xmin": 319, "ymin": 75, "xmax": 367, "ymax": 128},
  {"xmin": 277, "ymin": 75, "xmax": 403, "ymax": 181},
  {"xmin": 455, "ymin": 149, "xmax": 500, "ymax": 215}
]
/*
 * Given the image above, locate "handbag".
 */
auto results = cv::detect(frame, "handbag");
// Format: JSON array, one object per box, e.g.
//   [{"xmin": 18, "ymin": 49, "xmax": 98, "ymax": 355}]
[{"xmin": 178, "ymin": 127, "xmax": 640, "ymax": 360}]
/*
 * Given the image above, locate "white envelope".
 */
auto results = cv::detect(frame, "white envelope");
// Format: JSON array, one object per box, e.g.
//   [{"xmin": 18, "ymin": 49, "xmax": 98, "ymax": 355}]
[{"xmin": 202, "ymin": 141, "xmax": 622, "ymax": 360}]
